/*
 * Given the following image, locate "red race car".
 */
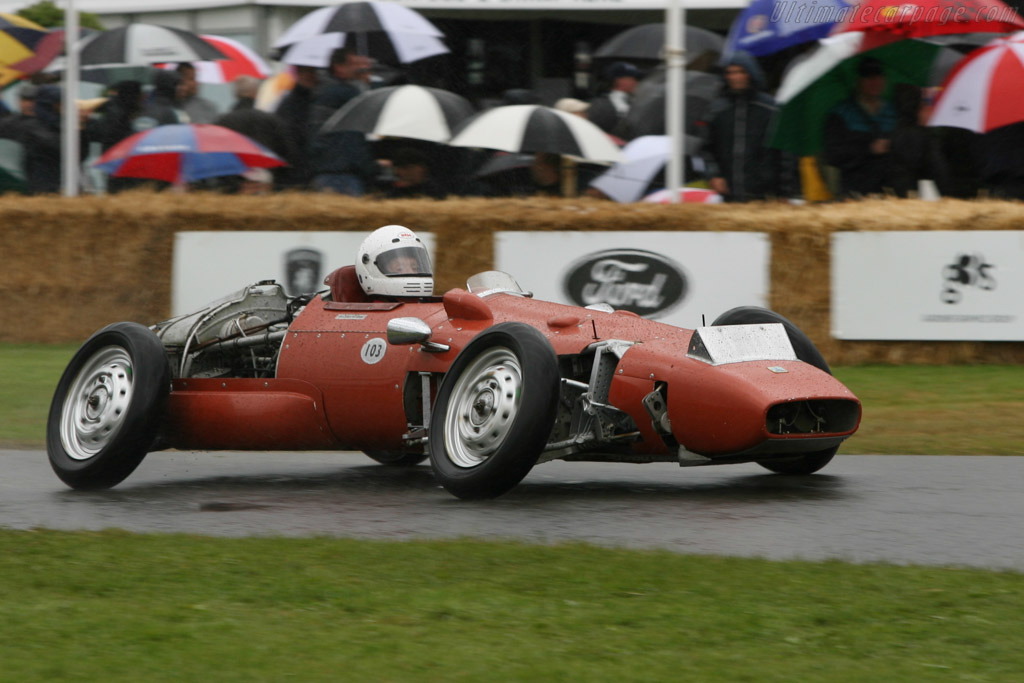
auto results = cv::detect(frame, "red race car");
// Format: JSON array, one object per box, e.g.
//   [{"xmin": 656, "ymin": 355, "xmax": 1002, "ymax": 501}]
[{"xmin": 49, "ymin": 252, "xmax": 860, "ymax": 499}]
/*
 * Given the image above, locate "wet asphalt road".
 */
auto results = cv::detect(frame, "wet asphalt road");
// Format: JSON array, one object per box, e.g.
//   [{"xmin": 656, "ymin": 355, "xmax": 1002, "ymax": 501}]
[{"xmin": 2, "ymin": 450, "xmax": 1022, "ymax": 571}]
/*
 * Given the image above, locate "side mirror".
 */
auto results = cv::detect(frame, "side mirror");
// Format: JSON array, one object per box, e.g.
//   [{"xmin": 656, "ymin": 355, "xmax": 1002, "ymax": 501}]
[{"xmin": 386, "ymin": 317, "xmax": 450, "ymax": 353}]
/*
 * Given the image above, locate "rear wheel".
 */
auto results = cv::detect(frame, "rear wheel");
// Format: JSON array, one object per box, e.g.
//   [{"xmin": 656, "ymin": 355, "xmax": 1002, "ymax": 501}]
[
  {"xmin": 429, "ymin": 323, "xmax": 559, "ymax": 499},
  {"xmin": 47, "ymin": 322, "xmax": 170, "ymax": 490},
  {"xmin": 711, "ymin": 306, "xmax": 837, "ymax": 475}
]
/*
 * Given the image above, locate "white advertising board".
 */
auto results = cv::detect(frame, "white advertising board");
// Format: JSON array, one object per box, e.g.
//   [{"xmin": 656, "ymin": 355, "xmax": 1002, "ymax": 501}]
[
  {"xmin": 832, "ymin": 231, "xmax": 1024, "ymax": 341},
  {"xmin": 494, "ymin": 231, "xmax": 770, "ymax": 328},
  {"xmin": 172, "ymin": 231, "xmax": 436, "ymax": 315}
]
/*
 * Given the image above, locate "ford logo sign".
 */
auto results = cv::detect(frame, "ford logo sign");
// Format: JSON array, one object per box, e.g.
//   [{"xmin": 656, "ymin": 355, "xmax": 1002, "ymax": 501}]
[{"xmin": 563, "ymin": 249, "xmax": 688, "ymax": 318}]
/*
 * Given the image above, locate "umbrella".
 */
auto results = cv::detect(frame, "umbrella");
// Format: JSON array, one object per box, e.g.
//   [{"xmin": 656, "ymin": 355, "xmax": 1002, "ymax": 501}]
[
  {"xmin": 93, "ymin": 123, "xmax": 285, "ymax": 185},
  {"xmin": 593, "ymin": 23, "xmax": 725, "ymax": 67},
  {"xmin": 771, "ymin": 32, "xmax": 953, "ymax": 154},
  {"xmin": 642, "ymin": 187, "xmax": 724, "ymax": 203},
  {"xmin": 271, "ymin": 2, "xmax": 448, "ymax": 67},
  {"xmin": 448, "ymin": 105, "xmax": 623, "ymax": 163},
  {"xmin": 928, "ymin": 32, "xmax": 1024, "ymax": 132},
  {"xmin": 832, "ymin": 0, "xmax": 1024, "ymax": 51},
  {"xmin": 589, "ymin": 135, "xmax": 704, "ymax": 202},
  {"xmin": 78, "ymin": 24, "xmax": 227, "ymax": 68},
  {"xmin": 617, "ymin": 68, "xmax": 721, "ymax": 140},
  {"xmin": 321, "ymin": 84, "xmax": 475, "ymax": 143},
  {"xmin": 0, "ymin": 13, "xmax": 63, "ymax": 85},
  {"xmin": 722, "ymin": 0, "xmax": 852, "ymax": 58},
  {"xmin": 159, "ymin": 34, "xmax": 270, "ymax": 84}
]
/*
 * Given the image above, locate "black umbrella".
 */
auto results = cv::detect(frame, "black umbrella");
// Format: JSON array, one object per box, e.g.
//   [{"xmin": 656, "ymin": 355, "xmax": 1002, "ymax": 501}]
[
  {"xmin": 78, "ymin": 24, "xmax": 226, "ymax": 67},
  {"xmin": 270, "ymin": 2, "xmax": 448, "ymax": 67},
  {"xmin": 449, "ymin": 105, "xmax": 622, "ymax": 163},
  {"xmin": 617, "ymin": 69, "xmax": 721, "ymax": 140},
  {"xmin": 321, "ymin": 85, "xmax": 475, "ymax": 143},
  {"xmin": 594, "ymin": 23, "xmax": 725, "ymax": 67}
]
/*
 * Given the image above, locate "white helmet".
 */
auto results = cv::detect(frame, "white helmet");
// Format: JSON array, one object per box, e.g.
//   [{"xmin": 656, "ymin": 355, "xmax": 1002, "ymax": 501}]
[{"xmin": 355, "ymin": 225, "xmax": 433, "ymax": 298}]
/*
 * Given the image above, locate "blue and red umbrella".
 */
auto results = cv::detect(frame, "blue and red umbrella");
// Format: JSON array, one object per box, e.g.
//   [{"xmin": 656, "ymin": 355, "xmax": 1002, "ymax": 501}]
[{"xmin": 94, "ymin": 123, "xmax": 286, "ymax": 185}]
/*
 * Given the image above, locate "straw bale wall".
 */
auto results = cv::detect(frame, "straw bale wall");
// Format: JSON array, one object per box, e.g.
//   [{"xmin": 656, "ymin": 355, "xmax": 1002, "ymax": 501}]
[{"xmin": 2, "ymin": 192, "xmax": 1022, "ymax": 365}]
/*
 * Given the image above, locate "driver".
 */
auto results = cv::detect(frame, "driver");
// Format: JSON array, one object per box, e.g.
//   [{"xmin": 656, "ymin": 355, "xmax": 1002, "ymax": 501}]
[{"xmin": 355, "ymin": 225, "xmax": 433, "ymax": 298}]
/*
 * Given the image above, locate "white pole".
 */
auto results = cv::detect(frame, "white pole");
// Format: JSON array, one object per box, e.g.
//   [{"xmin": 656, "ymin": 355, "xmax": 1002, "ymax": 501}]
[
  {"xmin": 665, "ymin": 0, "xmax": 686, "ymax": 203},
  {"xmin": 61, "ymin": 0, "xmax": 80, "ymax": 197}
]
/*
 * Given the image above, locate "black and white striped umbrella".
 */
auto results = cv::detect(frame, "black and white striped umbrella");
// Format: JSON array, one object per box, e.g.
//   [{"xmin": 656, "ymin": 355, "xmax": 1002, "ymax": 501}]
[
  {"xmin": 321, "ymin": 85, "xmax": 475, "ymax": 143},
  {"xmin": 78, "ymin": 24, "xmax": 227, "ymax": 67},
  {"xmin": 449, "ymin": 105, "xmax": 623, "ymax": 163},
  {"xmin": 271, "ymin": 2, "xmax": 448, "ymax": 67}
]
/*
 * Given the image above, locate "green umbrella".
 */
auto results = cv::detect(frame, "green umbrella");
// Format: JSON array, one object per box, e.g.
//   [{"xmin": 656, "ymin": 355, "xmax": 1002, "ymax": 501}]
[{"xmin": 770, "ymin": 32, "xmax": 948, "ymax": 156}]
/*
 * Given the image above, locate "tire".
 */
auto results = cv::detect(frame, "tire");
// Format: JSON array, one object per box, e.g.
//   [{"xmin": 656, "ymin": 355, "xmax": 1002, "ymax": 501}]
[
  {"xmin": 429, "ymin": 323, "xmax": 560, "ymax": 499},
  {"xmin": 47, "ymin": 322, "xmax": 171, "ymax": 490},
  {"xmin": 364, "ymin": 451, "xmax": 429, "ymax": 467},
  {"xmin": 711, "ymin": 306, "xmax": 837, "ymax": 475}
]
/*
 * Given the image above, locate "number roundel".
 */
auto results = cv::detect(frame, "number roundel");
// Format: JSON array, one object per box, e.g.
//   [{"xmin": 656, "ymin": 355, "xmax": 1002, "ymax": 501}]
[{"xmin": 360, "ymin": 338, "xmax": 387, "ymax": 365}]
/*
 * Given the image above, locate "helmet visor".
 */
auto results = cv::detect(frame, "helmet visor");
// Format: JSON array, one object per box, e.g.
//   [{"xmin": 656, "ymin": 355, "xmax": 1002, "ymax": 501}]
[{"xmin": 376, "ymin": 246, "xmax": 432, "ymax": 277}]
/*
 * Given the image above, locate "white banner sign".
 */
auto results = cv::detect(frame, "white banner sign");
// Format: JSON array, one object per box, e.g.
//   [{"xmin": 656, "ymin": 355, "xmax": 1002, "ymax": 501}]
[
  {"xmin": 172, "ymin": 231, "xmax": 436, "ymax": 315},
  {"xmin": 832, "ymin": 231, "xmax": 1024, "ymax": 341},
  {"xmin": 495, "ymin": 231, "xmax": 770, "ymax": 328}
]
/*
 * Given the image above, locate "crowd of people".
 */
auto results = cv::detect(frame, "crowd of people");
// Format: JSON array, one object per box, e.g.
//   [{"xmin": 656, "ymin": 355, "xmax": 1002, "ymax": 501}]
[{"xmin": 1, "ymin": 44, "xmax": 1022, "ymax": 201}]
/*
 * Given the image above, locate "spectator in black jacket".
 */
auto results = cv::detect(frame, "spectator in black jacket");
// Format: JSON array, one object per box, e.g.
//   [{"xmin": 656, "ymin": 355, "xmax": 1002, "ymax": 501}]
[
  {"xmin": 822, "ymin": 57, "xmax": 899, "ymax": 198},
  {"xmin": 698, "ymin": 52, "xmax": 795, "ymax": 202},
  {"xmin": 274, "ymin": 65, "xmax": 319, "ymax": 188},
  {"xmin": 132, "ymin": 70, "xmax": 186, "ymax": 132},
  {"xmin": 588, "ymin": 61, "xmax": 639, "ymax": 138},
  {"xmin": 22, "ymin": 85, "xmax": 86, "ymax": 194},
  {"xmin": 306, "ymin": 48, "xmax": 379, "ymax": 195}
]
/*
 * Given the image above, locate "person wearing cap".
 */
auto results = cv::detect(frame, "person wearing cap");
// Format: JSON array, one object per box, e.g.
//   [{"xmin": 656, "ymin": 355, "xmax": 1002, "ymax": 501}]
[
  {"xmin": 697, "ymin": 52, "xmax": 796, "ymax": 202},
  {"xmin": 823, "ymin": 57, "xmax": 900, "ymax": 198},
  {"xmin": 554, "ymin": 97, "xmax": 591, "ymax": 119},
  {"xmin": 588, "ymin": 61, "xmax": 640, "ymax": 136}
]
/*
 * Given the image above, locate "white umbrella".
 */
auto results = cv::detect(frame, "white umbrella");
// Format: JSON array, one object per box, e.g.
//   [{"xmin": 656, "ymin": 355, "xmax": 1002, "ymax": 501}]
[
  {"xmin": 272, "ymin": 2, "xmax": 448, "ymax": 66},
  {"xmin": 928, "ymin": 32, "xmax": 1024, "ymax": 132},
  {"xmin": 449, "ymin": 105, "xmax": 622, "ymax": 163},
  {"xmin": 322, "ymin": 85, "xmax": 475, "ymax": 143},
  {"xmin": 589, "ymin": 136, "xmax": 673, "ymax": 202}
]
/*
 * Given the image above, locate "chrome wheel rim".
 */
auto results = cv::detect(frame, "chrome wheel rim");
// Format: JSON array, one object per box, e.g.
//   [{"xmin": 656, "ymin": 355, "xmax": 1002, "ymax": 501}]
[
  {"xmin": 60, "ymin": 346, "xmax": 134, "ymax": 461},
  {"xmin": 443, "ymin": 347, "xmax": 522, "ymax": 468}
]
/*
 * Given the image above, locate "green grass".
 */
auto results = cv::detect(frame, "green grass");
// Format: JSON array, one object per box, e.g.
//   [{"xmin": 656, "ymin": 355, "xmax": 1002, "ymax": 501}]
[
  {"xmin": 0, "ymin": 344, "xmax": 76, "ymax": 447},
  {"xmin": 834, "ymin": 365, "xmax": 1024, "ymax": 455},
  {"xmin": 4, "ymin": 344, "xmax": 1023, "ymax": 454},
  {"xmin": 1, "ymin": 529, "xmax": 1022, "ymax": 682}
]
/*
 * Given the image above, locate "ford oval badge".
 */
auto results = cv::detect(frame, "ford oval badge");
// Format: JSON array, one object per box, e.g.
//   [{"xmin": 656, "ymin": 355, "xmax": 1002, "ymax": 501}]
[{"xmin": 563, "ymin": 249, "xmax": 688, "ymax": 318}]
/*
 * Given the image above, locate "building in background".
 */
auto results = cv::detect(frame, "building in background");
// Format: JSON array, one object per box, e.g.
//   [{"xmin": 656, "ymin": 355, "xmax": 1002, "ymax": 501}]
[{"xmin": 0, "ymin": 0, "xmax": 745, "ymax": 102}]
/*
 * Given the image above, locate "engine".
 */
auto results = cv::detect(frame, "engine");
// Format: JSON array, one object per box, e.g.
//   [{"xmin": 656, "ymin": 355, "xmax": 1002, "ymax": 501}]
[{"xmin": 151, "ymin": 281, "xmax": 297, "ymax": 379}]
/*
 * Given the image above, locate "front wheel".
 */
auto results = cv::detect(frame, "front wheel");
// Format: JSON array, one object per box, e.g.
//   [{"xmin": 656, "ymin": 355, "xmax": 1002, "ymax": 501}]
[
  {"xmin": 429, "ymin": 323, "xmax": 559, "ymax": 499},
  {"xmin": 47, "ymin": 322, "xmax": 171, "ymax": 490},
  {"xmin": 712, "ymin": 306, "xmax": 837, "ymax": 475}
]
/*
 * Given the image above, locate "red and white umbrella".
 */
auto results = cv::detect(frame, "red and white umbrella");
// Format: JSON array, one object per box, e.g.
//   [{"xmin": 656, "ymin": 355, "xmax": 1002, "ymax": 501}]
[
  {"xmin": 929, "ymin": 32, "xmax": 1024, "ymax": 133},
  {"xmin": 160, "ymin": 34, "xmax": 270, "ymax": 84},
  {"xmin": 642, "ymin": 187, "xmax": 723, "ymax": 204}
]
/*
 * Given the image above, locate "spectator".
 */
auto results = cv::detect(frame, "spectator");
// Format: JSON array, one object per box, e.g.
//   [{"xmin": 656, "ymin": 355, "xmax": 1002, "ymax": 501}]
[
  {"xmin": 979, "ymin": 121, "xmax": 1024, "ymax": 200},
  {"xmin": 588, "ymin": 61, "xmax": 639, "ymax": 136},
  {"xmin": 231, "ymin": 75, "xmax": 260, "ymax": 111},
  {"xmin": 554, "ymin": 97, "xmax": 590, "ymax": 118},
  {"xmin": 176, "ymin": 62, "xmax": 220, "ymax": 123},
  {"xmin": 380, "ymin": 146, "xmax": 446, "ymax": 199},
  {"xmin": 274, "ymin": 65, "xmax": 319, "ymax": 188},
  {"xmin": 85, "ymin": 80, "xmax": 145, "ymax": 194},
  {"xmin": 823, "ymin": 57, "xmax": 899, "ymax": 198},
  {"xmin": 698, "ymin": 52, "xmax": 795, "ymax": 202},
  {"xmin": 306, "ymin": 47, "xmax": 379, "ymax": 195},
  {"xmin": 887, "ymin": 84, "xmax": 954, "ymax": 197},
  {"xmin": 0, "ymin": 84, "xmax": 37, "ymax": 194},
  {"xmin": 216, "ymin": 106, "xmax": 298, "ymax": 189},
  {"xmin": 21, "ymin": 85, "xmax": 85, "ymax": 194},
  {"xmin": 132, "ymin": 70, "xmax": 187, "ymax": 132}
]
